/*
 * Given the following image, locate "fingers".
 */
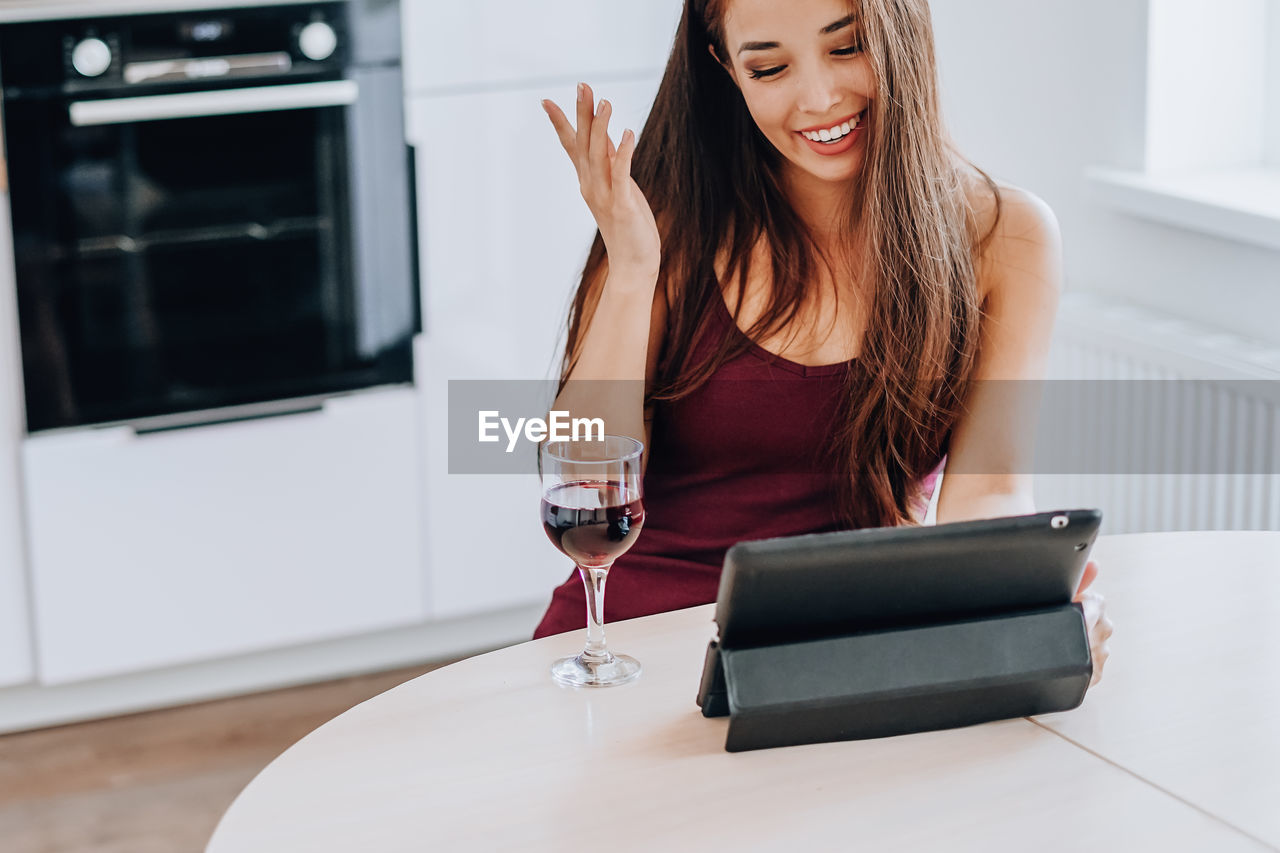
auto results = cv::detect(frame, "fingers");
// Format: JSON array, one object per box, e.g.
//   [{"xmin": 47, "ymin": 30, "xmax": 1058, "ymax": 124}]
[
  {"xmin": 1090, "ymin": 615, "xmax": 1112, "ymax": 687},
  {"xmin": 1073, "ymin": 560, "xmax": 1099, "ymax": 602},
  {"xmin": 541, "ymin": 99, "xmax": 577, "ymax": 160},
  {"xmin": 544, "ymin": 84, "xmax": 633, "ymax": 223},
  {"xmin": 1090, "ymin": 642, "xmax": 1110, "ymax": 687},
  {"xmin": 612, "ymin": 128, "xmax": 636, "ymax": 192},
  {"xmin": 1083, "ymin": 591, "xmax": 1112, "ymax": 688},
  {"xmin": 590, "ymin": 99, "xmax": 614, "ymax": 191},
  {"xmin": 1080, "ymin": 590, "xmax": 1101, "ymax": 627},
  {"xmin": 575, "ymin": 82, "xmax": 594, "ymax": 170},
  {"xmin": 543, "ymin": 84, "xmax": 617, "ymax": 188}
]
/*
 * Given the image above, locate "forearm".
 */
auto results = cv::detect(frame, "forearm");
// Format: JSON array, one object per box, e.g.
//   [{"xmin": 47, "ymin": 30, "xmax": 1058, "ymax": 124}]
[
  {"xmin": 553, "ymin": 267, "xmax": 657, "ymax": 450},
  {"xmin": 935, "ymin": 474, "xmax": 1036, "ymax": 524}
]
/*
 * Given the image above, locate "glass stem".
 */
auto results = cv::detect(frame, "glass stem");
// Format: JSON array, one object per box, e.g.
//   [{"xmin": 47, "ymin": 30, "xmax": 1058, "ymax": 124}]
[{"xmin": 579, "ymin": 565, "xmax": 612, "ymax": 664}]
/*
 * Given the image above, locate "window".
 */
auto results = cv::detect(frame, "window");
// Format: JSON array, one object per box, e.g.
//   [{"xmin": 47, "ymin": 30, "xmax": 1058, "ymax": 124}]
[{"xmin": 1088, "ymin": 0, "xmax": 1280, "ymax": 251}]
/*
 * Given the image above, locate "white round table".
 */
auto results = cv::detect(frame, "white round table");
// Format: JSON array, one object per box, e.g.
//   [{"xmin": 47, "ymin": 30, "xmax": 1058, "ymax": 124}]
[{"xmin": 208, "ymin": 533, "xmax": 1280, "ymax": 852}]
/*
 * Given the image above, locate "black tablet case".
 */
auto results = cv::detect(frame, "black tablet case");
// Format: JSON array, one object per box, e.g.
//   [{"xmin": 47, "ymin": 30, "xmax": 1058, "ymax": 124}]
[{"xmin": 696, "ymin": 509, "xmax": 1100, "ymax": 752}]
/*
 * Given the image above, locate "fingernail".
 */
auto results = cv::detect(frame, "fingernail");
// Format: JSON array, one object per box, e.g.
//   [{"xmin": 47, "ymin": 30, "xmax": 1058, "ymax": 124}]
[
  {"xmin": 600, "ymin": 99, "xmax": 610, "ymax": 112},
  {"xmin": 539, "ymin": 99, "xmax": 550, "ymax": 114},
  {"xmin": 577, "ymin": 83, "xmax": 585, "ymax": 101}
]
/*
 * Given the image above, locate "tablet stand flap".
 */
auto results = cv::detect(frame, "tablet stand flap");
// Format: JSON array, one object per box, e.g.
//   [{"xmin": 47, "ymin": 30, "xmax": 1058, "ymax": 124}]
[
  {"xmin": 720, "ymin": 603, "xmax": 1091, "ymax": 752},
  {"xmin": 696, "ymin": 641, "xmax": 731, "ymax": 718}
]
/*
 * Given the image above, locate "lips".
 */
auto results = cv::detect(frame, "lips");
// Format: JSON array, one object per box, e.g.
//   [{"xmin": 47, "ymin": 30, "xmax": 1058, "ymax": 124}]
[{"xmin": 795, "ymin": 109, "xmax": 866, "ymax": 157}]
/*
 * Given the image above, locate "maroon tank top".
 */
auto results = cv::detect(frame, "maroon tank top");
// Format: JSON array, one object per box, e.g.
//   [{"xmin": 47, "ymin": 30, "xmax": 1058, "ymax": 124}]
[{"xmin": 532, "ymin": 292, "xmax": 942, "ymax": 639}]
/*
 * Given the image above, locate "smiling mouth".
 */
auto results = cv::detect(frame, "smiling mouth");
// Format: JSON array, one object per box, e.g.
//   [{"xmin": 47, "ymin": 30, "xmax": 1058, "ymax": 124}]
[{"xmin": 797, "ymin": 109, "xmax": 866, "ymax": 144}]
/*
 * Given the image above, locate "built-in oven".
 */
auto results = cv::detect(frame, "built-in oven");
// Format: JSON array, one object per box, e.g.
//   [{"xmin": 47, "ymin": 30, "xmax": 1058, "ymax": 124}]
[{"xmin": 0, "ymin": 0, "xmax": 418, "ymax": 433}]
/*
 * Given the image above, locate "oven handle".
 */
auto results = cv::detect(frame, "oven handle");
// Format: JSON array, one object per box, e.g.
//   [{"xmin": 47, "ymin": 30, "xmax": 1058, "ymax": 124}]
[
  {"xmin": 68, "ymin": 80, "xmax": 359, "ymax": 127},
  {"xmin": 123, "ymin": 52, "xmax": 294, "ymax": 86}
]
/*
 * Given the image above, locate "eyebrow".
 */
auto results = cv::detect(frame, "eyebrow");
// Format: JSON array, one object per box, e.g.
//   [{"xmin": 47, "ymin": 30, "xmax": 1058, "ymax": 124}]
[{"xmin": 737, "ymin": 14, "xmax": 857, "ymax": 55}]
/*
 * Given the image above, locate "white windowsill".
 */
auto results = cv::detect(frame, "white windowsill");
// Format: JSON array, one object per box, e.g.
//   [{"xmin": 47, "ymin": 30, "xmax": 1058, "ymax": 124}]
[{"xmin": 1087, "ymin": 167, "xmax": 1280, "ymax": 252}]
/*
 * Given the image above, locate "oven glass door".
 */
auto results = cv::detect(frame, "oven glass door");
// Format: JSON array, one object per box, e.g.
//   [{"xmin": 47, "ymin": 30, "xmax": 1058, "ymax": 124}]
[{"xmin": 8, "ymin": 83, "xmax": 410, "ymax": 433}]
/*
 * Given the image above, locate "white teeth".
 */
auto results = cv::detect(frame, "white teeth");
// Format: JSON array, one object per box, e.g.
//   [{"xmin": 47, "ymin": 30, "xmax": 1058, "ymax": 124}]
[{"xmin": 801, "ymin": 115, "xmax": 861, "ymax": 143}]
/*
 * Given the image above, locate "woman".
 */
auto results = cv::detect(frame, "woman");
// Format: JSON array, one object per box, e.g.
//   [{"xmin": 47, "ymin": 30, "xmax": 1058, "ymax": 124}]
[{"xmin": 533, "ymin": 0, "xmax": 1111, "ymax": 684}]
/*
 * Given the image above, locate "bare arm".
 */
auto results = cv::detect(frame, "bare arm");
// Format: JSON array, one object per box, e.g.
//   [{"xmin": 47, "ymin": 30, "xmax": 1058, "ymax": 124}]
[
  {"xmin": 543, "ymin": 83, "xmax": 665, "ymax": 464},
  {"xmin": 555, "ymin": 266, "xmax": 667, "ymax": 470},
  {"xmin": 936, "ymin": 189, "xmax": 1112, "ymax": 689},
  {"xmin": 936, "ymin": 188, "xmax": 1062, "ymax": 523}
]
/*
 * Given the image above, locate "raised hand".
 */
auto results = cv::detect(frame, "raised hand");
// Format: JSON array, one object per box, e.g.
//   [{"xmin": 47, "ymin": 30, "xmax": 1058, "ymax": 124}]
[{"xmin": 542, "ymin": 83, "xmax": 661, "ymax": 282}]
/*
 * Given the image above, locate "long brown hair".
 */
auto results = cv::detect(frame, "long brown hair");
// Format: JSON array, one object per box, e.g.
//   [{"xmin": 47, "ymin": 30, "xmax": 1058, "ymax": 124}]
[{"xmin": 559, "ymin": 0, "xmax": 1000, "ymax": 529}]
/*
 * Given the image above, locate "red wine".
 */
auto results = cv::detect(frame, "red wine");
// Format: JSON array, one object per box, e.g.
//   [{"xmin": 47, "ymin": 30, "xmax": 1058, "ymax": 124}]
[{"xmin": 541, "ymin": 480, "xmax": 645, "ymax": 568}]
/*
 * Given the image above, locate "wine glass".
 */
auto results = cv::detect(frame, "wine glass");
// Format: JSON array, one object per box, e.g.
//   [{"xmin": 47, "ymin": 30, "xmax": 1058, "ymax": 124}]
[{"xmin": 540, "ymin": 434, "xmax": 645, "ymax": 687}]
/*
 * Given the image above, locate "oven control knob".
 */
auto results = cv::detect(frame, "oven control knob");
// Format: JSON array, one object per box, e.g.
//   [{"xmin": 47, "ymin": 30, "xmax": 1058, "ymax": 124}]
[
  {"xmin": 71, "ymin": 37, "xmax": 113, "ymax": 78},
  {"xmin": 298, "ymin": 22, "xmax": 338, "ymax": 62}
]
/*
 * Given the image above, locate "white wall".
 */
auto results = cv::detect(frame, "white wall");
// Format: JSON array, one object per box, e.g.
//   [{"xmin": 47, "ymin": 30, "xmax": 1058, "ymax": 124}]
[
  {"xmin": 1146, "ymin": 0, "xmax": 1265, "ymax": 171},
  {"xmin": 1268, "ymin": 1, "xmax": 1280, "ymax": 166},
  {"xmin": 930, "ymin": 0, "xmax": 1280, "ymax": 345}
]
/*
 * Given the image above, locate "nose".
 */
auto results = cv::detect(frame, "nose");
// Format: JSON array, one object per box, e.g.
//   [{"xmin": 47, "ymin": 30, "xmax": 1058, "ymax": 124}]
[{"xmin": 794, "ymin": 60, "xmax": 841, "ymax": 116}]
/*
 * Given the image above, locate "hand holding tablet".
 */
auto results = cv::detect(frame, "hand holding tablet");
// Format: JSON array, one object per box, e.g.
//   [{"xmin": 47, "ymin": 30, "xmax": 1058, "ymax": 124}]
[{"xmin": 697, "ymin": 509, "xmax": 1104, "ymax": 751}]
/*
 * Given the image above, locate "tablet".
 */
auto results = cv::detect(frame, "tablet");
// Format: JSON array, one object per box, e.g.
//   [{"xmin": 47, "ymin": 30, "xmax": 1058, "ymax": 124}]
[{"xmin": 713, "ymin": 508, "xmax": 1102, "ymax": 648}]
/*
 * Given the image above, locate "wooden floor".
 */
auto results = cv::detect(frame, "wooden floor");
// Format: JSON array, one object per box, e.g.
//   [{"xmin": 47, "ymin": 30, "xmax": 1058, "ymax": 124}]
[{"xmin": 0, "ymin": 662, "xmax": 450, "ymax": 853}]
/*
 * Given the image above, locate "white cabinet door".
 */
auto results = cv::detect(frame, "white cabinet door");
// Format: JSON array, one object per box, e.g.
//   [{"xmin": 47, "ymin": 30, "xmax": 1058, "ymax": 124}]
[
  {"xmin": 22, "ymin": 388, "xmax": 426, "ymax": 684},
  {"xmin": 402, "ymin": 0, "xmax": 684, "ymax": 94},
  {"xmin": 0, "ymin": 481, "xmax": 32, "ymax": 688},
  {"xmin": 409, "ymin": 78, "xmax": 660, "ymax": 620},
  {"xmin": 0, "ymin": 202, "xmax": 34, "ymax": 689}
]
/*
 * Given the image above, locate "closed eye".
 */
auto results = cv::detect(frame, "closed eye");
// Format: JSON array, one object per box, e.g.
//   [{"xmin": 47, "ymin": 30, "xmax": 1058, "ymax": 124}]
[{"xmin": 746, "ymin": 45, "xmax": 863, "ymax": 80}]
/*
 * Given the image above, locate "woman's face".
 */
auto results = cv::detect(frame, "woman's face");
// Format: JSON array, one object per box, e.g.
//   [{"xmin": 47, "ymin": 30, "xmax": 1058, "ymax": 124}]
[{"xmin": 716, "ymin": 0, "xmax": 875, "ymax": 189}]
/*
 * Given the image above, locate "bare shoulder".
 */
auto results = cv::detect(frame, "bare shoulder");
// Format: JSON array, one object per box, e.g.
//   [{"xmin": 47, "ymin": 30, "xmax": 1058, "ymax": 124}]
[
  {"xmin": 960, "ymin": 173, "xmax": 1062, "ymax": 303},
  {"xmin": 985, "ymin": 184, "xmax": 1060, "ymax": 249}
]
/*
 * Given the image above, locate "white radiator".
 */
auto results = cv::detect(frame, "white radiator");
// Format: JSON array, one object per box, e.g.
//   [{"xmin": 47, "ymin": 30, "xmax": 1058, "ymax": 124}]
[{"xmin": 1035, "ymin": 293, "xmax": 1280, "ymax": 534}]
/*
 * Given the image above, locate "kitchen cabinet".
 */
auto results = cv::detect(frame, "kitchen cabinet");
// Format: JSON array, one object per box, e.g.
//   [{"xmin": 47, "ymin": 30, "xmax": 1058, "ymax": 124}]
[
  {"xmin": 22, "ymin": 388, "xmax": 426, "ymax": 684},
  {"xmin": 402, "ymin": 0, "xmax": 683, "ymax": 94},
  {"xmin": 0, "ymin": 0, "xmax": 684, "ymax": 719},
  {"xmin": 0, "ymin": 513, "xmax": 32, "ymax": 689},
  {"xmin": 0, "ymin": 199, "xmax": 33, "ymax": 688},
  {"xmin": 409, "ymin": 78, "xmax": 663, "ymax": 619},
  {"xmin": 402, "ymin": 0, "xmax": 680, "ymax": 622}
]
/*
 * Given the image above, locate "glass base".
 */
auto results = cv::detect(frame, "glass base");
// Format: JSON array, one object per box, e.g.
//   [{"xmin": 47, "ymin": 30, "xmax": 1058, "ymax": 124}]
[{"xmin": 550, "ymin": 652, "xmax": 641, "ymax": 687}]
